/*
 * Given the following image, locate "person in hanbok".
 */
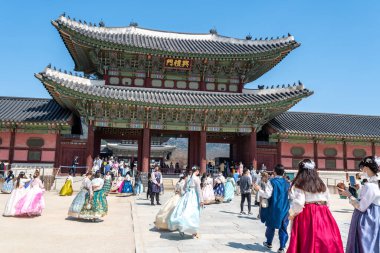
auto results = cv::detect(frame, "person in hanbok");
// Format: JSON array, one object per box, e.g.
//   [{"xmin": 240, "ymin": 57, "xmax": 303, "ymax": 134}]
[
  {"xmin": 224, "ymin": 176, "xmax": 236, "ymax": 202},
  {"xmin": 213, "ymin": 172, "xmax": 225, "ymax": 203},
  {"xmin": 155, "ymin": 173, "xmax": 187, "ymax": 230},
  {"xmin": 202, "ymin": 173, "xmax": 215, "ymax": 205},
  {"xmin": 68, "ymin": 172, "xmax": 93, "ymax": 218},
  {"xmin": 1, "ymin": 170, "xmax": 14, "ymax": 194},
  {"xmin": 59, "ymin": 173, "xmax": 73, "ymax": 196},
  {"xmin": 78, "ymin": 171, "xmax": 108, "ymax": 220},
  {"xmin": 287, "ymin": 159, "xmax": 344, "ymax": 253},
  {"xmin": 110, "ymin": 175, "xmax": 124, "ymax": 194},
  {"xmin": 134, "ymin": 171, "xmax": 143, "ymax": 198},
  {"xmin": 169, "ymin": 166, "xmax": 204, "ymax": 239},
  {"xmin": 254, "ymin": 166, "xmax": 289, "ymax": 253},
  {"xmin": 103, "ymin": 171, "xmax": 112, "ymax": 195},
  {"xmin": 339, "ymin": 156, "xmax": 380, "ymax": 253},
  {"xmin": 118, "ymin": 172, "xmax": 133, "ymax": 195},
  {"xmin": 3, "ymin": 172, "xmax": 29, "ymax": 216},
  {"xmin": 15, "ymin": 169, "xmax": 45, "ymax": 217}
]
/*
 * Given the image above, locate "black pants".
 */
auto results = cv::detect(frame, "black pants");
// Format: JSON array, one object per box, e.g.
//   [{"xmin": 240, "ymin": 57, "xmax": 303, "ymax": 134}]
[
  {"xmin": 150, "ymin": 192, "xmax": 160, "ymax": 204},
  {"xmin": 241, "ymin": 193, "xmax": 251, "ymax": 213},
  {"xmin": 69, "ymin": 166, "xmax": 76, "ymax": 177}
]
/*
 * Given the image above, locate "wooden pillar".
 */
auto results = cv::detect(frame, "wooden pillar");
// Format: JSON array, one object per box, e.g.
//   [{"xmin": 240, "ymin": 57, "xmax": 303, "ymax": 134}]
[
  {"xmin": 188, "ymin": 134, "xmax": 194, "ymax": 168},
  {"xmin": 372, "ymin": 141, "xmax": 376, "ymax": 156},
  {"xmin": 93, "ymin": 129, "xmax": 101, "ymax": 158},
  {"xmin": 313, "ymin": 138, "xmax": 319, "ymax": 169},
  {"xmin": 137, "ymin": 137, "xmax": 142, "ymax": 171},
  {"xmin": 277, "ymin": 139, "xmax": 282, "ymax": 165},
  {"xmin": 343, "ymin": 140, "xmax": 348, "ymax": 180},
  {"xmin": 54, "ymin": 131, "xmax": 61, "ymax": 169},
  {"xmin": 8, "ymin": 128, "xmax": 16, "ymax": 169},
  {"xmin": 248, "ymin": 129, "xmax": 258, "ymax": 169},
  {"xmin": 141, "ymin": 127, "xmax": 151, "ymax": 173},
  {"xmin": 86, "ymin": 121, "xmax": 95, "ymax": 171},
  {"xmin": 199, "ymin": 130, "xmax": 207, "ymax": 174}
]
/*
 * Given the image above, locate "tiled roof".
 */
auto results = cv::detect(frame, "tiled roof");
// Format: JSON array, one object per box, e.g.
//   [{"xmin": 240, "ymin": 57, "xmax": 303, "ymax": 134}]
[
  {"xmin": 53, "ymin": 15, "xmax": 299, "ymax": 56},
  {"xmin": 270, "ymin": 111, "xmax": 380, "ymax": 138},
  {"xmin": 0, "ymin": 97, "xmax": 72, "ymax": 123},
  {"xmin": 35, "ymin": 68, "xmax": 312, "ymax": 109}
]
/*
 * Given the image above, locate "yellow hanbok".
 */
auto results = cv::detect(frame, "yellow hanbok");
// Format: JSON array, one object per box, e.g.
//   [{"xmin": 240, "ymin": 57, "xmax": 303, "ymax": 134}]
[{"xmin": 60, "ymin": 176, "xmax": 73, "ymax": 196}]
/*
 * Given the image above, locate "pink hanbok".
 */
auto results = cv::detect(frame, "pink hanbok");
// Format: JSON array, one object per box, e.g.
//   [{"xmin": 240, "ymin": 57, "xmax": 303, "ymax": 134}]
[{"xmin": 15, "ymin": 178, "xmax": 45, "ymax": 216}]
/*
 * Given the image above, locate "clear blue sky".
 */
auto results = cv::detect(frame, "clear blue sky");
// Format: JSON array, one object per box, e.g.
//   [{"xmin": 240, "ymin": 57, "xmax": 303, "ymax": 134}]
[{"xmin": 1, "ymin": 1, "xmax": 379, "ymax": 115}]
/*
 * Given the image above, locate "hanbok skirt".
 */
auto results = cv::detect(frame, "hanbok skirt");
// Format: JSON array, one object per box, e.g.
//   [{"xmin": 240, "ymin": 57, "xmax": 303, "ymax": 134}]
[
  {"xmin": 103, "ymin": 179, "xmax": 111, "ymax": 194},
  {"xmin": 346, "ymin": 204, "xmax": 380, "ymax": 253},
  {"xmin": 224, "ymin": 181, "xmax": 235, "ymax": 201},
  {"xmin": 1, "ymin": 180, "xmax": 14, "ymax": 194},
  {"xmin": 119, "ymin": 181, "xmax": 133, "ymax": 194},
  {"xmin": 214, "ymin": 183, "xmax": 225, "ymax": 202},
  {"xmin": 202, "ymin": 184, "xmax": 215, "ymax": 204},
  {"xmin": 168, "ymin": 189, "xmax": 201, "ymax": 234},
  {"xmin": 68, "ymin": 189, "xmax": 87, "ymax": 218},
  {"xmin": 15, "ymin": 186, "xmax": 45, "ymax": 216},
  {"xmin": 59, "ymin": 180, "xmax": 73, "ymax": 196},
  {"xmin": 78, "ymin": 189, "xmax": 108, "ymax": 220},
  {"xmin": 109, "ymin": 181, "xmax": 121, "ymax": 193},
  {"xmin": 287, "ymin": 203, "xmax": 344, "ymax": 253},
  {"xmin": 3, "ymin": 188, "xmax": 26, "ymax": 216},
  {"xmin": 155, "ymin": 193, "xmax": 181, "ymax": 230}
]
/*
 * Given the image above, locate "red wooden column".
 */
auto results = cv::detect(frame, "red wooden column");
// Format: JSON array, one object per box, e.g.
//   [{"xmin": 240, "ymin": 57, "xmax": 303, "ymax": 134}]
[
  {"xmin": 8, "ymin": 127, "xmax": 16, "ymax": 169},
  {"xmin": 54, "ymin": 130, "xmax": 61, "ymax": 169},
  {"xmin": 141, "ymin": 127, "xmax": 151, "ymax": 173},
  {"xmin": 313, "ymin": 138, "xmax": 319, "ymax": 169},
  {"xmin": 343, "ymin": 140, "xmax": 348, "ymax": 180},
  {"xmin": 277, "ymin": 139, "xmax": 282, "ymax": 165},
  {"xmin": 372, "ymin": 141, "xmax": 376, "ymax": 156},
  {"xmin": 248, "ymin": 128, "xmax": 257, "ymax": 169},
  {"xmin": 86, "ymin": 121, "xmax": 95, "ymax": 171},
  {"xmin": 199, "ymin": 130, "xmax": 207, "ymax": 174},
  {"xmin": 93, "ymin": 130, "xmax": 101, "ymax": 158},
  {"xmin": 188, "ymin": 134, "xmax": 194, "ymax": 168}
]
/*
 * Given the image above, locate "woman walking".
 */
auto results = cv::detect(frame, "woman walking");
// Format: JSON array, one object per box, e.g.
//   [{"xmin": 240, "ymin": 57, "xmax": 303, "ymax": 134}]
[
  {"xmin": 3, "ymin": 172, "xmax": 29, "ymax": 216},
  {"xmin": 224, "ymin": 176, "xmax": 236, "ymax": 202},
  {"xmin": 118, "ymin": 172, "xmax": 133, "ymax": 195},
  {"xmin": 78, "ymin": 171, "xmax": 108, "ymax": 220},
  {"xmin": 103, "ymin": 171, "xmax": 112, "ymax": 195},
  {"xmin": 155, "ymin": 173, "xmax": 187, "ymax": 230},
  {"xmin": 1, "ymin": 170, "xmax": 15, "ymax": 194},
  {"xmin": 168, "ymin": 166, "xmax": 204, "ymax": 239},
  {"xmin": 15, "ymin": 169, "xmax": 45, "ymax": 217},
  {"xmin": 134, "ymin": 171, "xmax": 143, "ymax": 198},
  {"xmin": 340, "ymin": 156, "xmax": 380, "ymax": 253},
  {"xmin": 287, "ymin": 159, "xmax": 344, "ymax": 253},
  {"xmin": 59, "ymin": 172, "xmax": 73, "ymax": 196},
  {"xmin": 202, "ymin": 173, "xmax": 215, "ymax": 205},
  {"xmin": 68, "ymin": 172, "xmax": 93, "ymax": 219}
]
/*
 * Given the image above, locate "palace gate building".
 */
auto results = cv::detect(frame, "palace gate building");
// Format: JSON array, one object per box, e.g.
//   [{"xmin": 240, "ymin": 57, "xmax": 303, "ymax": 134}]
[{"xmin": 1, "ymin": 14, "xmax": 380, "ymax": 176}]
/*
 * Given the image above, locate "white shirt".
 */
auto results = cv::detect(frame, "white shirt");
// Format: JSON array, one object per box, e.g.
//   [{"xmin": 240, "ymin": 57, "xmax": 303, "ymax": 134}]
[
  {"xmin": 289, "ymin": 187, "xmax": 330, "ymax": 215},
  {"xmin": 350, "ymin": 176, "xmax": 380, "ymax": 212},
  {"xmin": 258, "ymin": 180, "xmax": 273, "ymax": 199}
]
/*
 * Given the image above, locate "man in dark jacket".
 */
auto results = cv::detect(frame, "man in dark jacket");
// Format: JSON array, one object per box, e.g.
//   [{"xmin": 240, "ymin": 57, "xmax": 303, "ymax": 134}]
[{"xmin": 239, "ymin": 169, "xmax": 253, "ymax": 215}]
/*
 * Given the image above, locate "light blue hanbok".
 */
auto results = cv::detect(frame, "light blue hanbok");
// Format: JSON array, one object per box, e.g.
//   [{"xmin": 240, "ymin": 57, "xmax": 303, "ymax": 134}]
[
  {"xmin": 224, "ymin": 177, "xmax": 235, "ymax": 202},
  {"xmin": 168, "ymin": 175, "xmax": 203, "ymax": 235}
]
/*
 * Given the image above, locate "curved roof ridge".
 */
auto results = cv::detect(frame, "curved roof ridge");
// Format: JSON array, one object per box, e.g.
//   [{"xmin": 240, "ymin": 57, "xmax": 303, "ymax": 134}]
[
  {"xmin": 55, "ymin": 15, "xmax": 296, "ymax": 45},
  {"xmin": 285, "ymin": 111, "xmax": 380, "ymax": 118}
]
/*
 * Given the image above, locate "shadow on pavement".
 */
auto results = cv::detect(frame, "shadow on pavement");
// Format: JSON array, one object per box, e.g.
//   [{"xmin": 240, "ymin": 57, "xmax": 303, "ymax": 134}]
[
  {"xmin": 149, "ymin": 227, "xmax": 194, "ymax": 240},
  {"xmin": 65, "ymin": 217, "xmax": 104, "ymax": 223},
  {"xmin": 333, "ymin": 209, "xmax": 353, "ymax": 214},
  {"xmin": 227, "ymin": 242, "xmax": 270, "ymax": 252}
]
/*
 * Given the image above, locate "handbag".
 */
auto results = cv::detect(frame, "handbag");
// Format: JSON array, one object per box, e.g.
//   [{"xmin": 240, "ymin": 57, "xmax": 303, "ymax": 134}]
[{"xmin": 260, "ymin": 198, "xmax": 268, "ymax": 208}]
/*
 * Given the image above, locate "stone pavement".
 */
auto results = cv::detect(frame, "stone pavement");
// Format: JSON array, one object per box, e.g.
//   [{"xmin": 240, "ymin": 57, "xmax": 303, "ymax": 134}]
[
  {"xmin": 0, "ymin": 191, "xmax": 135, "ymax": 253},
  {"xmin": 132, "ymin": 192, "xmax": 353, "ymax": 253},
  {"xmin": 0, "ymin": 188, "xmax": 353, "ymax": 253}
]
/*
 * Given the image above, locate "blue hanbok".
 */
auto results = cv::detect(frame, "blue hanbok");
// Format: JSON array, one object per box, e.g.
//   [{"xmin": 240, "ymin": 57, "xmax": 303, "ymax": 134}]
[
  {"xmin": 224, "ymin": 177, "xmax": 235, "ymax": 202},
  {"xmin": 168, "ymin": 175, "xmax": 203, "ymax": 235},
  {"xmin": 1, "ymin": 174, "xmax": 15, "ymax": 193},
  {"xmin": 346, "ymin": 178, "xmax": 380, "ymax": 253}
]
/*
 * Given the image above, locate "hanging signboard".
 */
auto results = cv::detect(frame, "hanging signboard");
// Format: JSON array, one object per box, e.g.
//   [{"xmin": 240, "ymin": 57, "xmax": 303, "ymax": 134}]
[{"xmin": 164, "ymin": 58, "xmax": 192, "ymax": 70}]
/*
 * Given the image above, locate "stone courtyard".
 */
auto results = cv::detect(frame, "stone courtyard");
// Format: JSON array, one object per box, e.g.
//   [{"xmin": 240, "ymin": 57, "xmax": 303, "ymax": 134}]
[{"xmin": 0, "ymin": 186, "xmax": 353, "ymax": 253}]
